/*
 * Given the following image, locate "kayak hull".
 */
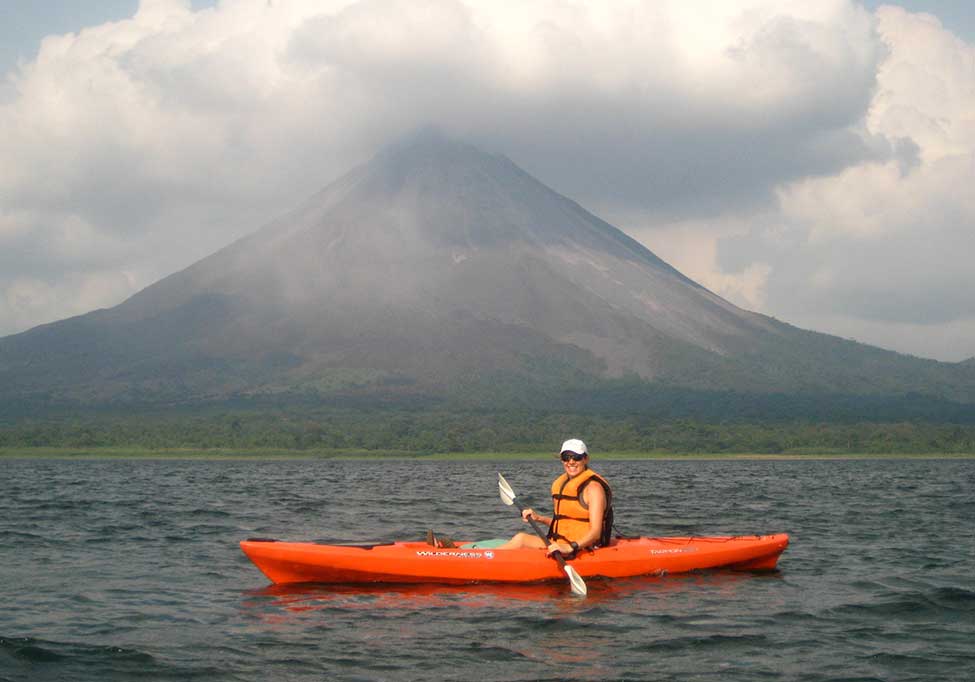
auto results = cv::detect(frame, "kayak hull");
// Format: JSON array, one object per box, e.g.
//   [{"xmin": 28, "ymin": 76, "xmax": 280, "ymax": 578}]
[{"xmin": 240, "ymin": 534, "xmax": 789, "ymax": 586}]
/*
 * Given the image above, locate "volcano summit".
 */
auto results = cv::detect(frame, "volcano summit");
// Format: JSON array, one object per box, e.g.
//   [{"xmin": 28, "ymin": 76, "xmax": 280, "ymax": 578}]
[{"xmin": 2, "ymin": 130, "xmax": 974, "ymax": 410}]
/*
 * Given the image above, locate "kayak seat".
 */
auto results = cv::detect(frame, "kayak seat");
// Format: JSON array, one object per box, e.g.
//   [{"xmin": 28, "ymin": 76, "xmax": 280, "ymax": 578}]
[{"xmin": 459, "ymin": 538, "xmax": 507, "ymax": 549}]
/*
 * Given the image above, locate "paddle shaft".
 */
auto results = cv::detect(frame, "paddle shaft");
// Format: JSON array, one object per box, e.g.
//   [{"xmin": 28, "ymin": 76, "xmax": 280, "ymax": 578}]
[
  {"xmin": 513, "ymin": 500, "xmax": 573, "ymax": 570},
  {"xmin": 497, "ymin": 471, "xmax": 586, "ymax": 596}
]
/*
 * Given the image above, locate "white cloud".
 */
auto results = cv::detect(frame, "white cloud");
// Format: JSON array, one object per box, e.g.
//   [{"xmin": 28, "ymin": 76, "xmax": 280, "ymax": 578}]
[
  {"xmin": 628, "ymin": 5, "xmax": 975, "ymax": 360},
  {"xmin": 1, "ymin": 271, "xmax": 138, "ymax": 335},
  {"xmin": 0, "ymin": 0, "xmax": 973, "ymax": 361},
  {"xmin": 770, "ymin": 7, "xmax": 975, "ymax": 356},
  {"xmin": 615, "ymin": 212, "xmax": 774, "ymax": 312}
]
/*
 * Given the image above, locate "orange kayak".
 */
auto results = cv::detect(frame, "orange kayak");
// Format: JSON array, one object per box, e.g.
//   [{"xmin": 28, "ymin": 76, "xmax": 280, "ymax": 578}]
[{"xmin": 240, "ymin": 534, "xmax": 789, "ymax": 586}]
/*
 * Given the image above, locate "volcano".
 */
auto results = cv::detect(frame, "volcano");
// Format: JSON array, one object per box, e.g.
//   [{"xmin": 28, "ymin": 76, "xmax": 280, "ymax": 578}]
[{"xmin": 3, "ymin": 130, "xmax": 974, "ymax": 409}]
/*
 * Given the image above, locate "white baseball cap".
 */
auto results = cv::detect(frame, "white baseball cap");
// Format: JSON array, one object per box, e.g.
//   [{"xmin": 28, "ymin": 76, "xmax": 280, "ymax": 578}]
[{"xmin": 560, "ymin": 439, "xmax": 588, "ymax": 456}]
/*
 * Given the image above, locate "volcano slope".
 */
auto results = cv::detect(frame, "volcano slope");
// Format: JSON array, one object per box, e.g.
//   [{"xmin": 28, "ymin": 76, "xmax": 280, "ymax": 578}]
[{"xmin": 3, "ymin": 131, "xmax": 975, "ymax": 413}]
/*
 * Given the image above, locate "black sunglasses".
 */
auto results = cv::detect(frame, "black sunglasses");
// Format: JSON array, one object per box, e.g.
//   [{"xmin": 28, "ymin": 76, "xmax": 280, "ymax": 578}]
[{"xmin": 561, "ymin": 452, "xmax": 587, "ymax": 462}]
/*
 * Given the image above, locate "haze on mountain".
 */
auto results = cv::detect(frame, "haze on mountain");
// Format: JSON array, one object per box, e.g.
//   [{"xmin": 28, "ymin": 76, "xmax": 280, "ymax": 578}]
[{"xmin": 3, "ymin": 130, "xmax": 975, "ymax": 412}]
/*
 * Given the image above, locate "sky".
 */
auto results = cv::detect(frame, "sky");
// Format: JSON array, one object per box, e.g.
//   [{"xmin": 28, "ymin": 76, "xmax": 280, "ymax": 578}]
[{"xmin": 1, "ymin": 1, "xmax": 974, "ymax": 362}]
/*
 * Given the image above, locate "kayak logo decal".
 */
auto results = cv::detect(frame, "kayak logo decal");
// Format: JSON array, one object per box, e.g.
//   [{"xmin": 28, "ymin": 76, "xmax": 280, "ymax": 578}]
[
  {"xmin": 649, "ymin": 547, "xmax": 699, "ymax": 555},
  {"xmin": 415, "ymin": 550, "xmax": 495, "ymax": 559}
]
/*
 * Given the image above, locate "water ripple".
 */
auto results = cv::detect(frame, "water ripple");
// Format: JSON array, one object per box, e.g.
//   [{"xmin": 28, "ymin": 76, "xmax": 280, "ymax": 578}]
[{"xmin": 1, "ymin": 457, "xmax": 973, "ymax": 681}]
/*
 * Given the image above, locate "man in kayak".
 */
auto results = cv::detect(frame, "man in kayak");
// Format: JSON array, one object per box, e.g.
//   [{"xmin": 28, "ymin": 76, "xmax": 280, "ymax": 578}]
[{"xmin": 498, "ymin": 438, "xmax": 614, "ymax": 556}]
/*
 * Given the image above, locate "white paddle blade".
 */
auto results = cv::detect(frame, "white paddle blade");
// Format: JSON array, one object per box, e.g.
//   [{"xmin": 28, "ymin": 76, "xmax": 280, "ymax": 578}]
[
  {"xmin": 497, "ymin": 472, "xmax": 516, "ymax": 506},
  {"xmin": 564, "ymin": 565, "xmax": 588, "ymax": 596}
]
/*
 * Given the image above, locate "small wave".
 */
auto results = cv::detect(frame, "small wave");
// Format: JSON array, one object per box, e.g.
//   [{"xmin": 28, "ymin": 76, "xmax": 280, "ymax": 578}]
[
  {"xmin": 631, "ymin": 633, "xmax": 769, "ymax": 653},
  {"xmin": 0, "ymin": 636, "xmax": 154, "ymax": 665},
  {"xmin": 463, "ymin": 642, "xmax": 531, "ymax": 662},
  {"xmin": 0, "ymin": 530, "xmax": 51, "ymax": 543},
  {"xmin": 928, "ymin": 586, "xmax": 975, "ymax": 609},
  {"xmin": 0, "ymin": 636, "xmax": 225, "ymax": 680},
  {"xmin": 864, "ymin": 652, "xmax": 942, "ymax": 664},
  {"xmin": 765, "ymin": 609, "xmax": 819, "ymax": 626},
  {"xmin": 174, "ymin": 508, "xmax": 233, "ymax": 519},
  {"xmin": 0, "ymin": 637, "xmax": 65, "ymax": 664},
  {"xmin": 830, "ymin": 585, "xmax": 975, "ymax": 620},
  {"xmin": 859, "ymin": 650, "xmax": 964, "ymax": 675}
]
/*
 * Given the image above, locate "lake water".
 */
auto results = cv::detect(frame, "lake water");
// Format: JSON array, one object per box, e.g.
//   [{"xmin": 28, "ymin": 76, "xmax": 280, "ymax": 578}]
[{"xmin": 1, "ymin": 457, "xmax": 973, "ymax": 681}]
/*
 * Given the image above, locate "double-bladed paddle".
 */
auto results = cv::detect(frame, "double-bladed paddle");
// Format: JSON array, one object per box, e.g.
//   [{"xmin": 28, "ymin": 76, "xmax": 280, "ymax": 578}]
[{"xmin": 497, "ymin": 472, "xmax": 587, "ymax": 597}]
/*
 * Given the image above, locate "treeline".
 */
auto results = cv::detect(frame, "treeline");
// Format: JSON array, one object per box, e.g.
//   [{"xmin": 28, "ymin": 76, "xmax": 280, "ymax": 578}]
[{"xmin": 2, "ymin": 409, "xmax": 975, "ymax": 454}]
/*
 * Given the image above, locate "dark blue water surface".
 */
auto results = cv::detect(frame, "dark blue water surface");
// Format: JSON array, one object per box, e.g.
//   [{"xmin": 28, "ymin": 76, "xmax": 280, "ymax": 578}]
[{"xmin": 1, "ymin": 457, "xmax": 973, "ymax": 681}]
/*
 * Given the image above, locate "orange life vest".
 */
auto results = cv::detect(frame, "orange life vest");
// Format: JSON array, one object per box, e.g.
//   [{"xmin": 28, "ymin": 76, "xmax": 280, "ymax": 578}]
[{"xmin": 548, "ymin": 468, "xmax": 614, "ymax": 546}]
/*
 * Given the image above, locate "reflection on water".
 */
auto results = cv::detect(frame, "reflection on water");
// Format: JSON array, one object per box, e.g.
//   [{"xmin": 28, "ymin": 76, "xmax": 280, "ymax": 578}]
[{"xmin": 243, "ymin": 568, "xmax": 784, "ymax": 617}]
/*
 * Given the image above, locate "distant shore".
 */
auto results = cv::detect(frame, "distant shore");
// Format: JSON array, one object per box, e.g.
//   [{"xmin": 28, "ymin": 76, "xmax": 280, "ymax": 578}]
[{"xmin": 1, "ymin": 447, "xmax": 973, "ymax": 461}]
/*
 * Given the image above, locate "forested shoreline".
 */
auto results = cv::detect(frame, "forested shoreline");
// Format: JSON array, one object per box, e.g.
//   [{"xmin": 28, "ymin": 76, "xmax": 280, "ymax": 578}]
[{"xmin": 3, "ymin": 409, "xmax": 974, "ymax": 455}]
